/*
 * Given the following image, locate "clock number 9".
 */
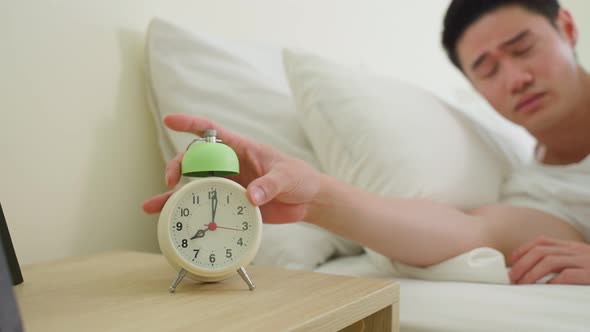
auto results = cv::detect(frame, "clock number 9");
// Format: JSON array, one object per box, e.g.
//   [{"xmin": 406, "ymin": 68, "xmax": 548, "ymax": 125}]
[{"xmin": 175, "ymin": 222, "xmax": 183, "ymax": 231}]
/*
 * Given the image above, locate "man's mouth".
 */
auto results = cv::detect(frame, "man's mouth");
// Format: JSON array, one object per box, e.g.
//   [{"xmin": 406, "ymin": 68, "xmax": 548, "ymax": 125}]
[{"xmin": 515, "ymin": 92, "xmax": 546, "ymax": 114}]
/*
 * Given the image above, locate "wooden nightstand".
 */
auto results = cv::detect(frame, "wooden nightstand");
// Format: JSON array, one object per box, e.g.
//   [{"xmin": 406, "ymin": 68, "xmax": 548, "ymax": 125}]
[{"xmin": 15, "ymin": 251, "xmax": 399, "ymax": 332}]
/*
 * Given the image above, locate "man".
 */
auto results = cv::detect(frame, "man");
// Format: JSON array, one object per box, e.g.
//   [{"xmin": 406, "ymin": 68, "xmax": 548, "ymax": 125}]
[{"xmin": 144, "ymin": 0, "xmax": 590, "ymax": 285}]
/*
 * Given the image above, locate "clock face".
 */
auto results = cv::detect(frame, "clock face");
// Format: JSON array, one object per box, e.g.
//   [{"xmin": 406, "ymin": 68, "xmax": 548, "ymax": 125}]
[{"xmin": 161, "ymin": 178, "xmax": 262, "ymax": 275}]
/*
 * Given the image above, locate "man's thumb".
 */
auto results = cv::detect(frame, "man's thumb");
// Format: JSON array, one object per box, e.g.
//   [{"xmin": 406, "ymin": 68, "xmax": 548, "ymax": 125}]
[{"xmin": 247, "ymin": 170, "xmax": 282, "ymax": 206}]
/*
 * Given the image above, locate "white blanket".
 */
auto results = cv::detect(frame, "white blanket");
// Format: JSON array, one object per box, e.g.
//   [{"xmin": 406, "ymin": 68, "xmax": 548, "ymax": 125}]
[
  {"xmin": 365, "ymin": 247, "xmax": 510, "ymax": 284},
  {"xmin": 316, "ymin": 254, "xmax": 590, "ymax": 332}
]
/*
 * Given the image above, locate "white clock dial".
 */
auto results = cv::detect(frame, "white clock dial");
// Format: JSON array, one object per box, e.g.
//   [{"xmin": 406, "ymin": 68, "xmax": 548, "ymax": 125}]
[{"xmin": 158, "ymin": 177, "xmax": 262, "ymax": 280}]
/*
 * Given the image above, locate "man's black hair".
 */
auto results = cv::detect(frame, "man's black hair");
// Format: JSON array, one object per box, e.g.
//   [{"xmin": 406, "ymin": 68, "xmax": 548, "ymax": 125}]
[{"xmin": 442, "ymin": 0, "xmax": 561, "ymax": 71}]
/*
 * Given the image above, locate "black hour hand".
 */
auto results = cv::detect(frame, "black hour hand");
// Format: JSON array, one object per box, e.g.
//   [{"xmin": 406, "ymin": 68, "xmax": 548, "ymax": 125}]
[{"xmin": 190, "ymin": 228, "xmax": 207, "ymax": 240}]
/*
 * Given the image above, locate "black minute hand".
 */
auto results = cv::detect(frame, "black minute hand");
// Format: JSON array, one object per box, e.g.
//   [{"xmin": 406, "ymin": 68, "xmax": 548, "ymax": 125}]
[{"xmin": 211, "ymin": 190, "xmax": 218, "ymax": 223}]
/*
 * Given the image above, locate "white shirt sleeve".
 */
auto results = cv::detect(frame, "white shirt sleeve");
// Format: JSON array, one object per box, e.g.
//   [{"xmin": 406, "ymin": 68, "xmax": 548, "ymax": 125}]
[{"xmin": 499, "ymin": 158, "xmax": 590, "ymax": 241}]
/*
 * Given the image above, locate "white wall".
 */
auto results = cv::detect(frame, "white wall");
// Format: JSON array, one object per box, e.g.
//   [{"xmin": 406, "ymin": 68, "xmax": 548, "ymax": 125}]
[
  {"xmin": 1, "ymin": 0, "xmax": 589, "ymax": 265},
  {"xmin": 562, "ymin": 0, "xmax": 590, "ymax": 68}
]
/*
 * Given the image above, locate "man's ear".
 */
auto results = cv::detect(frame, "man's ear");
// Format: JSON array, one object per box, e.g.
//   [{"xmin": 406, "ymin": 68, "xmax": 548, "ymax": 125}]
[{"xmin": 556, "ymin": 8, "xmax": 578, "ymax": 48}]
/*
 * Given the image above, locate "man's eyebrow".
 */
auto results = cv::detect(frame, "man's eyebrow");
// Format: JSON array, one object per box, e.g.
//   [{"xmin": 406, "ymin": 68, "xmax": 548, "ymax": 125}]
[
  {"xmin": 470, "ymin": 30, "xmax": 530, "ymax": 72},
  {"xmin": 501, "ymin": 29, "xmax": 530, "ymax": 48}
]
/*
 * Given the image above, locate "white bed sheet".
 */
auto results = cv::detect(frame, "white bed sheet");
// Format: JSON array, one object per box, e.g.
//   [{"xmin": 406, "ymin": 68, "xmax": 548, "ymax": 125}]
[{"xmin": 316, "ymin": 254, "xmax": 590, "ymax": 332}]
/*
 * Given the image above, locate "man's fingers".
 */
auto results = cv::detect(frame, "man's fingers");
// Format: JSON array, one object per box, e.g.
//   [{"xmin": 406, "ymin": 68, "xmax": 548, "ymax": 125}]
[
  {"xmin": 548, "ymin": 268, "xmax": 590, "ymax": 285},
  {"xmin": 142, "ymin": 189, "xmax": 177, "ymax": 214},
  {"xmin": 163, "ymin": 114, "xmax": 245, "ymax": 152},
  {"xmin": 516, "ymin": 254, "xmax": 573, "ymax": 284},
  {"xmin": 509, "ymin": 244, "xmax": 565, "ymax": 283},
  {"xmin": 509, "ymin": 235, "xmax": 559, "ymax": 265},
  {"xmin": 165, "ymin": 152, "xmax": 185, "ymax": 187}
]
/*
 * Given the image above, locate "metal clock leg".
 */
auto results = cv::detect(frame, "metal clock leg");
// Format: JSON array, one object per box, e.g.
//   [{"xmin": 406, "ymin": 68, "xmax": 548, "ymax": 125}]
[
  {"xmin": 169, "ymin": 268, "xmax": 187, "ymax": 293},
  {"xmin": 237, "ymin": 267, "xmax": 255, "ymax": 291}
]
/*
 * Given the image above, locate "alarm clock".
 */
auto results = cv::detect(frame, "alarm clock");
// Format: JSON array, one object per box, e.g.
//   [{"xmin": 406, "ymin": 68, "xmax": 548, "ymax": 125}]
[{"xmin": 158, "ymin": 130, "xmax": 263, "ymax": 293}]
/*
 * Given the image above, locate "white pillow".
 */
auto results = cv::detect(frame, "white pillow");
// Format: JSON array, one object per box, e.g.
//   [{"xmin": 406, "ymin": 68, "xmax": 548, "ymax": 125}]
[
  {"xmin": 283, "ymin": 49, "xmax": 526, "ymax": 283},
  {"xmin": 146, "ymin": 18, "xmax": 318, "ymax": 167},
  {"xmin": 145, "ymin": 18, "xmax": 359, "ymax": 270},
  {"xmin": 284, "ymin": 49, "xmax": 514, "ymax": 208}
]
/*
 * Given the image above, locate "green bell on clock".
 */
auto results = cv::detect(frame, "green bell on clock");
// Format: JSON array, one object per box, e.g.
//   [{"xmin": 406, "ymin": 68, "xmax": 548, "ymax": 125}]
[{"xmin": 182, "ymin": 129, "xmax": 239, "ymax": 177}]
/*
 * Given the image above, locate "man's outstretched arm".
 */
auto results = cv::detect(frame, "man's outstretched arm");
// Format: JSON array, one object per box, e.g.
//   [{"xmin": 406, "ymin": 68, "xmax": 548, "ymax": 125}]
[{"xmin": 306, "ymin": 174, "xmax": 584, "ymax": 269}]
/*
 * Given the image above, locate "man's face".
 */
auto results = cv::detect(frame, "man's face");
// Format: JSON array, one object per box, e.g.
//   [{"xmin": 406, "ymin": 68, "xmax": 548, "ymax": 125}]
[{"xmin": 456, "ymin": 6, "xmax": 580, "ymax": 135}]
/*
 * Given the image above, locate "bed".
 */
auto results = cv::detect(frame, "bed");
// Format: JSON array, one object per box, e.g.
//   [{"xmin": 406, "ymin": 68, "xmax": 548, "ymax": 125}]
[
  {"xmin": 4, "ymin": 1, "xmax": 590, "ymax": 331},
  {"xmin": 318, "ymin": 254, "xmax": 589, "ymax": 332}
]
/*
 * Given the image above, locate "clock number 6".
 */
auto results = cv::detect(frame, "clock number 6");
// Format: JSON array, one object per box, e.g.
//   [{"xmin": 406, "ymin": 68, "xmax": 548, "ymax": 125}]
[{"xmin": 209, "ymin": 254, "xmax": 216, "ymax": 263}]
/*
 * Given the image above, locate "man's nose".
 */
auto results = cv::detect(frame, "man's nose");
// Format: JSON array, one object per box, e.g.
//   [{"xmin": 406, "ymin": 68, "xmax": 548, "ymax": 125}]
[{"xmin": 506, "ymin": 61, "xmax": 534, "ymax": 94}]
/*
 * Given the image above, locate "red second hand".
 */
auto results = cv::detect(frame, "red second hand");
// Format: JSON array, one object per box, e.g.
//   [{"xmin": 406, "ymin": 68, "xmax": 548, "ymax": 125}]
[{"xmin": 204, "ymin": 224, "xmax": 243, "ymax": 231}]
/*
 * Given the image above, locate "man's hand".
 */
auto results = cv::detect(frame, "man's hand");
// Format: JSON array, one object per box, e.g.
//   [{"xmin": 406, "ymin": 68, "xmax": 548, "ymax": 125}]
[
  {"xmin": 142, "ymin": 114, "xmax": 321, "ymax": 224},
  {"xmin": 508, "ymin": 236, "xmax": 590, "ymax": 285}
]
